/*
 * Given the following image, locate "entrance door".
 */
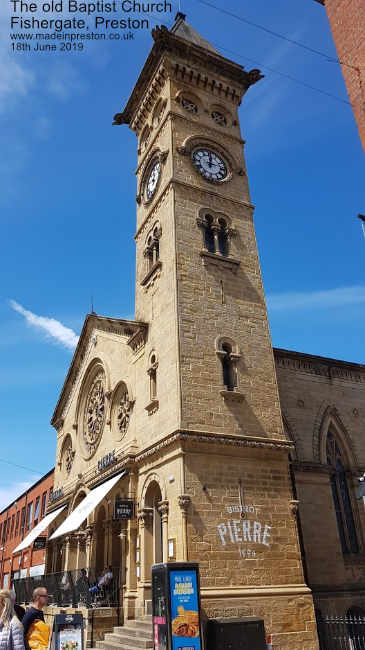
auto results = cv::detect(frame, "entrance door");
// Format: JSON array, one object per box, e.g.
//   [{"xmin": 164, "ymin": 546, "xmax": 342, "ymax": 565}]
[{"xmin": 144, "ymin": 482, "xmax": 163, "ymax": 580}]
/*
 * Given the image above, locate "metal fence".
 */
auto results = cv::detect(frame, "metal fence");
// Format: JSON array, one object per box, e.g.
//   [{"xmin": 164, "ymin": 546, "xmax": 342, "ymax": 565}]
[
  {"xmin": 317, "ymin": 614, "xmax": 365, "ymax": 650},
  {"xmin": 13, "ymin": 567, "xmax": 120, "ymax": 609}
]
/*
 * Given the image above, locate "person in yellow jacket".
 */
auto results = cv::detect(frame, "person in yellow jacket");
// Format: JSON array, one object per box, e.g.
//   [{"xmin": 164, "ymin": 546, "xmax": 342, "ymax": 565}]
[{"xmin": 26, "ymin": 620, "xmax": 50, "ymax": 650}]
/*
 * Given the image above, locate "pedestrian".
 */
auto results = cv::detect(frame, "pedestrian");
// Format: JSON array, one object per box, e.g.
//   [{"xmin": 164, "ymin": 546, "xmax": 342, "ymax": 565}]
[
  {"xmin": 10, "ymin": 589, "xmax": 25, "ymax": 623},
  {"xmin": 22, "ymin": 588, "xmax": 50, "ymax": 650},
  {"xmin": 0, "ymin": 589, "xmax": 25, "ymax": 650}
]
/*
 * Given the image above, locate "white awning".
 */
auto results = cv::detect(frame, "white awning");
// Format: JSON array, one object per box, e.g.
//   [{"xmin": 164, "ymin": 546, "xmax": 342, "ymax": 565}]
[
  {"xmin": 13, "ymin": 505, "xmax": 66, "ymax": 553},
  {"xmin": 49, "ymin": 471, "xmax": 126, "ymax": 540}
]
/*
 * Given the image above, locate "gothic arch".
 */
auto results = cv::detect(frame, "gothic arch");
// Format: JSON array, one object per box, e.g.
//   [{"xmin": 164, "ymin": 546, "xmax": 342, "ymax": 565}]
[
  {"xmin": 140, "ymin": 472, "xmax": 166, "ymax": 505},
  {"xmin": 313, "ymin": 403, "xmax": 357, "ymax": 466},
  {"xmin": 59, "ymin": 433, "xmax": 75, "ymax": 475},
  {"xmin": 69, "ymin": 485, "xmax": 90, "ymax": 515}
]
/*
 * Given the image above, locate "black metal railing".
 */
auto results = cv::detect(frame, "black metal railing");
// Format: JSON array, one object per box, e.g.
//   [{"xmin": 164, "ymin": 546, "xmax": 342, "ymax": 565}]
[
  {"xmin": 13, "ymin": 567, "xmax": 120, "ymax": 609},
  {"xmin": 316, "ymin": 614, "xmax": 365, "ymax": 650}
]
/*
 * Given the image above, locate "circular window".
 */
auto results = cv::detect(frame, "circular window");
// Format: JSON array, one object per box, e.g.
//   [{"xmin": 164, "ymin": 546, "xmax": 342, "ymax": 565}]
[
  {"xmin": 116, "ymin": 386, "xmax": 132, "ymax": 438},
  {"xmin": 181, "ymin": 97, "xmax": 198, "ymax": 114},
  {"xmin": 83, "ymin": 370, "xmax": 106, "ymax": 458},
  {"xmin": 211, "ymin": 111, "xmax": 227, "ymax": 126}
]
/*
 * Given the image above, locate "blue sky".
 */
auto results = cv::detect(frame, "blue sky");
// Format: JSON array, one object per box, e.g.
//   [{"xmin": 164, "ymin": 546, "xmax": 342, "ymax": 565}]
[{"xmin": 0, "ymin": 0, "xmax": 364, "ymax": 508}]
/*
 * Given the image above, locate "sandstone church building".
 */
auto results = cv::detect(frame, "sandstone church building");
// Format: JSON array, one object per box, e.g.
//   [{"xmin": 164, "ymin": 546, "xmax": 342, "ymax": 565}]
[{"xmin": 43, "ymin": 14, "xmax": 365, "ymax": 650}]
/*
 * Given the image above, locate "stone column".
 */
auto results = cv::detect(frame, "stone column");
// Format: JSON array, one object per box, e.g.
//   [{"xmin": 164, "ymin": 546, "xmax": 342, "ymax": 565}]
[
  {"xmin": 104, "ymin": 519, "xmax": 113, "ymax": 567},
  {"xmin": 85, "ymin": 526, "xmax": 95, "ymax": 570},
  {"xmin": 212, "ymin": 224, "xmax": 220, "ymax": 255},
  {"xmin": 137, "ymin": 509, "xmax": 152, "ymax": 585},
  {"xmin": 178, "ymin": 495, "xmax": 191, "ymax": 561},
  {"xmin": 123, "ymin": 470, "xmax": 138, "ymax": 621},
  {"xmin": 158, "ymin": 501, "xmax": 169, "ymax": 563},
  {"xmin": 76, "ymin": 534, "xmax": 86, "ymax": 570},
  {"xmin": 63, "ymin": 536, "xmax": 71, "ymax": 571}
]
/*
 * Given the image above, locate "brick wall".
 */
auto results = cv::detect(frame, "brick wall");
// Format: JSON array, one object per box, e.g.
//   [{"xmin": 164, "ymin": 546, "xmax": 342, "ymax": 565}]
[{"xmin": 320, "ymin": 0, "xmax": 365, "ymax": 150}]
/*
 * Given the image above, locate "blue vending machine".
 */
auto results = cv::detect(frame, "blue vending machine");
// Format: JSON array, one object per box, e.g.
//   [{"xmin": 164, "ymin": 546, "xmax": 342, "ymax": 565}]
[{"xmin": 152, "ymin": 562, "xmax": 203, "ymax": 650}]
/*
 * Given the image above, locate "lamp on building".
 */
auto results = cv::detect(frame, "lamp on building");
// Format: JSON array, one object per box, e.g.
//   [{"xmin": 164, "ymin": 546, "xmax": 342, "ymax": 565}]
[{"xmin": 355, "ymin": 473, "xmax": 365, "ymax": 500}]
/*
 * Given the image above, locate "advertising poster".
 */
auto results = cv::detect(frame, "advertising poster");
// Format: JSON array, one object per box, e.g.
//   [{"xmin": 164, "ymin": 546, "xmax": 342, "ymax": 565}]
[
  {"xmin": 169, "ymin": 569, "xmax": 201, "ymax": 650},
  {"xmin": 58, "ymin": 627, "xmax": 82, "ymax": 650}
]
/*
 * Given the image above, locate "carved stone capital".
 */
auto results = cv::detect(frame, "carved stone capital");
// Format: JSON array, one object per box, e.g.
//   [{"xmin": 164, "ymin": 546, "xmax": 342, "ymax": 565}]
[
  {"xmin": 177, "ymin": 146, "xmax": 187, "ymax": 156},
  {"xmin": 289, "ymin": 500, "xmax": 300, "ymax": 517},
  {"xmin": 178, "ymin": 495, "xmax": 191, "ymax": 513},
  {"xmin": 138, "ymin": 508, "xmax": 152, "ymax": 526},
  {"xmin": 158, "ymin": 500, "xmax": 169, "ymax": 518}
]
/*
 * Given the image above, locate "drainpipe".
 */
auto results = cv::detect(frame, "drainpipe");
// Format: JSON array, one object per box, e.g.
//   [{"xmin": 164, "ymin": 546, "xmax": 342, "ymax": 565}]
[{"xmin": 289, "ymin": 460, "xmax": 309, "ymax": 587}]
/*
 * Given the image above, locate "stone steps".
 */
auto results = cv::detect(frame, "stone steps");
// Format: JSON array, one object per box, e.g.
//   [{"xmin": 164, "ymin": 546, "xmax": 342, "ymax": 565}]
[{"xmin": 95, "ymin": 616, "xmax": 153, "ymax": 650}]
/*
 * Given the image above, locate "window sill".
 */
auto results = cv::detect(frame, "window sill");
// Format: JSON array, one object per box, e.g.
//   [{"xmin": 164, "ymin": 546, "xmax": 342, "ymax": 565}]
[
  {"xmin": 343, "ymin": 553, "xmax": 365, "ymax": 566},
  {"xmin": 145, "ymin": 399, "xmax": 159, "ymax": 415},
  {"xmin": 220, "ymin": 390, "xmax": 245, "ymax": 402},
  {"xmin": 200, "ymin": 251, "xmax": 240, "ymax": 274},
  {"xmin": 141, "ymin": 260, "xmax": 162, "ymax": 287}
]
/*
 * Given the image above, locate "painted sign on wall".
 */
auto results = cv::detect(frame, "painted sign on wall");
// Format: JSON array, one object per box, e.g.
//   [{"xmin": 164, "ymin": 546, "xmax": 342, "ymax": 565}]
[{"xmin": 217, "ymin": 504, "xmax": 272, "ymax": 558}]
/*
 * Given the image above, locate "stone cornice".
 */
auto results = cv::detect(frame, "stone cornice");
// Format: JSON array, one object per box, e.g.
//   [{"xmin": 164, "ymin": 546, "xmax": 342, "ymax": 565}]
[
  {"xmin": 292, "ymin": 461, "xmax": 331, "ymax": 474},
  {"xmin": 51, "ymin": 314, "xmax": 148, "ymax": 427},
  {"xmin": 114, "ymin": 25, "xmax": 262, "ymax": 128},
  {"xmin": 135, "ymin": 429, "xmax": 293, "ymax": 464},
  {"xmin": 274, "ymin": 347, "xmax": 365, "ymax": 383},
  {"xmin": 201, "ymin": 584, "xmax": 312, "ymax": 598}
]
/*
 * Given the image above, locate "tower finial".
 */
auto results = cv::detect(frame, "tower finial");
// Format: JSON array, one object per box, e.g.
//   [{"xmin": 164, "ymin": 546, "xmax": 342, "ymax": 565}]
[{"xmin": 174, "ymin": 11, "xmax": 186, "ymax": 23}]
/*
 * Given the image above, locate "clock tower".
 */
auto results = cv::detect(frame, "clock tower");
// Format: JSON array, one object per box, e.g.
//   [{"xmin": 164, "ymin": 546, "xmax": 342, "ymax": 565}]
[{"xmin": 114, "ymin": 14, "xmax": 319, "ymax": 648}]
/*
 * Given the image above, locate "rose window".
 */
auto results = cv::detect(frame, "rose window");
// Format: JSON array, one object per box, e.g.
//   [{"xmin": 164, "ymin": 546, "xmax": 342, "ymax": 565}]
[
  {"xmin": 117, "ymin": 388, "xmax": 132, "ymax": 436},
  {"xmin": 181, "ymin": 98, "xmax": 198, "ymax": 114},
  {"xmin": 83, "ymin": 371, "xmax": 105, "ymax": 457},
  {"xmin": 211, "ymin": 111, "xmax": 227, "ymax": 126}
]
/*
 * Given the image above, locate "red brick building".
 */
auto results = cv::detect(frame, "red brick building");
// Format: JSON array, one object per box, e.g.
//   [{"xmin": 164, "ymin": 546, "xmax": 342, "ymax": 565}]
[
  {"xmin": 315, "ymin": 0, "xmax": 365, "ymax": 150},
  {"xmin": 0, "ymin": 468, "xmax": 54, "ymax": 588}
]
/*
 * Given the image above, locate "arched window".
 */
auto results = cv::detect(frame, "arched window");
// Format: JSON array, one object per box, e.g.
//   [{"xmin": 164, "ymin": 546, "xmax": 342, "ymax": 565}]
[
  {"xmin": 197, "ymin": 212, "xmax": 235, "ymax": 258},
  {"xmin": 216, "ymin": 339, "xmax": 240, "ymax": 393},
  {"xmin": 144, "ymin": 225, "xmax": 162, "ymax": 274},
  {"xmin": 326, "ymin": 432, "xmax": 359, "ymax": 554},
  {"xmin": 221, "ymin": 343, "xmax": 236, "ymax": 391},
  {"xmin": 148, "ymin": 353, "xmax": 158, "ymax": 401},
  {"xmin": 217, "ymin": 218, "xmax": 229, "ymax": 256},
  {"xmin": 204, "ymin": 214, "xmax": 215, "ymax": 253}
]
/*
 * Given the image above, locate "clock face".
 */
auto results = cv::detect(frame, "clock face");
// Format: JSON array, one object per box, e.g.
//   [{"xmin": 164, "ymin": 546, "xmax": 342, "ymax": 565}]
[
  {"xmin": 146, "ymin": 160, "xmax": 161, "ymax": 200},
  {"xmin": 192, "ymin": 148, "xmax": 227, "ymax": 182}
]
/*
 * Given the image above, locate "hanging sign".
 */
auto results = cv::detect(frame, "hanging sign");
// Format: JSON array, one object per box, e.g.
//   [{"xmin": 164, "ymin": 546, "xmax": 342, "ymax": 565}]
[
  {"xmin": 33, "ymin": 536, "xmax": 47, "ymax": 550},
  {"xmin": 114, "ymin": 499, "xmax": 134, "ymax": 520}
]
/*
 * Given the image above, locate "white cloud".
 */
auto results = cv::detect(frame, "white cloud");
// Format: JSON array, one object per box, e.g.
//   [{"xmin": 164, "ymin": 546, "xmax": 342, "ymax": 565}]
[
  {"xmin": 10, "ymin": 300, "xmax": 79, "ymax": 350},
  {"xmin": 0, "ymin": 478, "xmax": 39, "ymax": 512},
  {"xmin": 267, "ymin": 286, "xmax": 365, "ymax": 312}
]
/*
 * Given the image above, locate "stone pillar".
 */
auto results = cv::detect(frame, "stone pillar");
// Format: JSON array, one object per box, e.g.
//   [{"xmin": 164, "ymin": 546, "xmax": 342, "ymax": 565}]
[
  {"xmin": 137, "ymin": 509, "xmax": 150, "ymax": 585},
  {"xmin": 158, "ymin": 501, "xmax": 169, "ymax": 563},
  {"xmin": 85, "ymin": 526, "xmax": 95, "ymax": 570},
  {"xmin": 76, "ymin": 533, "xmax": 86, "ymax": 570},
  {"xmin": 104, "ymin": 520, "xmax": 113, "ymax": 567},
  {"xmin": 123, "ymin": 470, "xmax": 138, "ymax": 621},
  {"xmin": 178, "ymin": 495, "xmax": 191, "ymax": 561},
  {"xmin": 212, "ymin": 225, "xmax": 220, "ymax": 254},
  {"xmin": 63, "ymin": 536, "xmax": 71, "ymax": 571}
]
